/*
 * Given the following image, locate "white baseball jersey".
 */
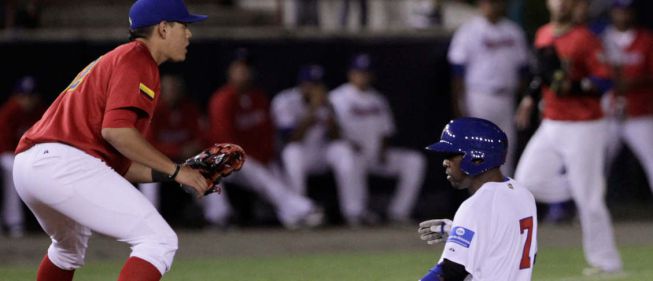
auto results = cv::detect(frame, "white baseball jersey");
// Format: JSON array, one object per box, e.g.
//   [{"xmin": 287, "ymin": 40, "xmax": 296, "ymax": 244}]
[
  {"xmin": 328, "ymin": 83, "xmax": 395, "ymax": 162},
  {"xmin": 440, "ymin": 179, "xmax": 537, "ymax": 281},
  {"xmin": 448, "ymin": 16, "xmax": 529, "ymax": 96},
  {"xmin": 448, "ymin": 16, "xmax": 528, "ymax": 177},
  {"xmin": 272, "ymin": 87, "xmax": 332, "ymax": 148}
]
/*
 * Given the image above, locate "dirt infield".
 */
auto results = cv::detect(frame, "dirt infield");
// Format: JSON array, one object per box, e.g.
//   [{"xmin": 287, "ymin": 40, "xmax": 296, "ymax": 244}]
[{"xmin": 2, "ymin": 221, "xmax": 653, "ymax": 266}]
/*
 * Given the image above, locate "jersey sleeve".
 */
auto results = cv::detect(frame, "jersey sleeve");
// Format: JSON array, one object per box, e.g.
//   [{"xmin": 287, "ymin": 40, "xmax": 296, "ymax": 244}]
[
  {"xmin": 207, "ymin": 89, "xmax": 238, "ymax": 144},
  {"xmin": 103, "ymin": 54, "xmax": 159, "ymax": 126},
  {"xmin": 514, "ymin": 27, "xmax": 530, "ymax": 68},
  {"xmin": 583, "ymin": 33, "xmax": 611, "ymax": 79},
  {"xmin": 271, "ymin": 92, "xmax": 296, "ymax": 130},
  {"xmin": 0, "ymin": 100, "xmax": 19, "ymax": 153},
  {"xmin": 448, "ymin": 24, "xmax": 471, "ymax": 65},
  {"xmin": 645, "ymin": 34, "xmax": 653, "ymax": 75},
  {"xmin": 379, "ymin": 95, "xmax": 396, "ymax": 136},
  {"xmin": 440, "ymin": 201, "xmax": 487, "ymax": 275}
]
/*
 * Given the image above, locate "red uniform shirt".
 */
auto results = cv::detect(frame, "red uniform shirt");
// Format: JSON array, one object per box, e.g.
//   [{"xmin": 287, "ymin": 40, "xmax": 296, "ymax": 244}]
[
  {"xmin": 0, "ymin": 97, "xmax": 45, "ymax": 153},
  {"xmin": 16, "ymin": 41, "xmax": 160, "ymax": 175},
  {"xmin": 207, "ymin": 85, "xmax": 274, "ymax": 164},
  {"xmin": 535, "ymin": 24, "xmax": 611, "ymax": 121},
  {"xmin": 146, "ymin": 98, "xmax": 203, "ymax": 161},
  {"xmin": 613, "ymin": 29, "xmax": 653, "ymax": 117}
]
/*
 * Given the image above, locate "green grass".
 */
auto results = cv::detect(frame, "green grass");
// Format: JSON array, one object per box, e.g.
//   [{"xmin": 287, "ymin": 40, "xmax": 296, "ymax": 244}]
[{"xmin": 1, "ymin": 245, "xmax": 652, "ymax": 281}]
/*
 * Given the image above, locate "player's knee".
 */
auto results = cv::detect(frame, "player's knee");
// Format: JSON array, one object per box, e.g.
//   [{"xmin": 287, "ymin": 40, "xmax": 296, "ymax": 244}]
[
  {"xmin": 404, "ymin": 152, "xmax": 426, "ymax": 173},
  {"xmin": 47, "ymin": 242, "xmax": 88, "ymax": 270},
  {"xmin": 327, "ymin": 141, "xmax": 356, "ymax": 166},
  {"xmin": 130, "ymin": 230, "xmax": 178, "ymax": 274},
  {"xmin": 282, "ymin": 143, "xmax": 303, "ymax": 160}
]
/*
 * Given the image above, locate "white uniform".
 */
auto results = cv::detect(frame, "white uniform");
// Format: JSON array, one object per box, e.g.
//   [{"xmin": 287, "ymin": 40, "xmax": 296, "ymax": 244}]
[
  {"xmin": 440, "ymin": 179, "xmax": 537, "ymax": 281},
  {"xmin": 1, "ymin": 152, "xmax": 24, "ymax": 236},
  {"xmin": 515, "ymin": 24, "xmax": 623, "ymax": 272},
  {"xmin": 602, "ymin": 26, "xmax": 653, "ymax": 194},
  {"xmin": 448, "ymin": 16, "xmax": 530, "ymax": 176},
  {"xmin": 13, "ymin": 143, "xmax": 177, "ymax": 273},
  {"xmin": 271, "ymin": 87, "xmax": 366, "ymax": 222},
  {"xmin": 203, "ymin": 158, "xmax": 318, "ymax": 229},
  {"xmin": 329, "ymin": 83, "xmax": 426, "ymax": 221}
]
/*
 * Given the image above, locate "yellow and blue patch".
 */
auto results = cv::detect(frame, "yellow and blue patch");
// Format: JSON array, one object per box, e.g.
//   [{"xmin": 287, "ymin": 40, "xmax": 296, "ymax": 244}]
[
  {"xmin": 139, "ymin": 83, "xmax": 155, "ymax": 100},
  {"xmin": 447, "ymin": 226, "xmax": 475, "ymax": 248}
]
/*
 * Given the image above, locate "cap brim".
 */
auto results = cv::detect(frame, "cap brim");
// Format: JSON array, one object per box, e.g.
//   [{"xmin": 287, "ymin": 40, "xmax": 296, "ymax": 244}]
[
  {"xmin": 425, "ymin": 141, "xmax": 461, "ymax": 155},
  {"xmin": 178, "ymin": 14, "xmax": 208, "ymax": 24}
]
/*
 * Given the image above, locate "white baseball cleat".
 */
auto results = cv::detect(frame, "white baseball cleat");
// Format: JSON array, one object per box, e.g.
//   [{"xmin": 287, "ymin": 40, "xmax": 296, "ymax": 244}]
[{"xmin": 582, "ymin": 267, "xmax": 626, "ymax": 279}]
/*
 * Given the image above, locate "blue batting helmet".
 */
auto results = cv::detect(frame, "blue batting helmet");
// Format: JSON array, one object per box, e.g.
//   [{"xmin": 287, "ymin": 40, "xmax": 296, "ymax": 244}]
[{"xmin": 426, "ymin": 117, "xmax": 508, "ymax": 176}]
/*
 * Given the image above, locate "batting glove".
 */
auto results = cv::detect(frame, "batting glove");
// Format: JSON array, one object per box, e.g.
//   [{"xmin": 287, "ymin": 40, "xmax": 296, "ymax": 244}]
[{"xmin": 418, "ymin": 219, "xmax": 453, "ymax": 245}]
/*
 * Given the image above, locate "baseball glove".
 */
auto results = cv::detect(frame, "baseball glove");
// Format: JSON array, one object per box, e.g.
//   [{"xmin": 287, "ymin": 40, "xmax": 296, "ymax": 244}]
[
  {"xmin": 183, "ymin": 143, "xmax": 246, "ymax": 195},
  {"xmin": 534, "ymin": 45, "xmax": 564, "ymax": 87}
]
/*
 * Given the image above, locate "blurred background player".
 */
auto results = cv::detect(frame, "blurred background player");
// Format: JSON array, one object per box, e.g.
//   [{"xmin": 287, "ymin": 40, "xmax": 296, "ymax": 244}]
[
  {"xmin": 447, "ymin": 0, "xmax": 530, "ymax": 176},
  {"xmin": 272, "ymin": 64, "xmax": 365, "ymax": 226},
  {"xmin": 204, "ymin": 50, "xmax": 323, "ymax": 229},
  {"xmin": 329, "ymin": 53, "xmax": 426, "ymax": 225},
  {"xmin": 602, "ymin": 0, "xmax": 653, "ymax": 196},
  {"xmin": 0, "ymin": 76, "xmax": 44, "ymax": 237},
  {"xmin": 514, "ymin": 0, "xmax": 622, "ymax": 276},
  {"xmin": 418, "ymin": 117, "xmax": 537, "ymax": 281},
  {"xmin": 138, "ymin": 74, "xmax": 205, "ymax": 210}
]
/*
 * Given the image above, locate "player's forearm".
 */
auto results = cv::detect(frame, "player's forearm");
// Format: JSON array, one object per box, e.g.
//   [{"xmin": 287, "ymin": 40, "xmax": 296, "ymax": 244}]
[
  {"xmin": 124, "ymin": 161, "xmax": 152, "ymax": 183},
  {"xmin": 451, "ymin": 76, "xmax": 465, "ymax": 117},
  {"xmin": 102, "ymin": 127, "xmax": 177, "ymax": 179}
]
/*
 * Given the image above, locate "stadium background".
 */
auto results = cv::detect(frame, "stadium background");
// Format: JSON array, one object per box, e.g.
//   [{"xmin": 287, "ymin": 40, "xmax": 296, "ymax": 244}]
[{"xmin": 1, "ymin": 0, "xmax": 653, "ymax": 280}]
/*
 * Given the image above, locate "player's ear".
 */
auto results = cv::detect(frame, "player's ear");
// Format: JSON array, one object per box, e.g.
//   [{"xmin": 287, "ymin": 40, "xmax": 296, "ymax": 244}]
[{"xmin": 156, "ymin": 21, "xmax": 168, "ymax": 39}]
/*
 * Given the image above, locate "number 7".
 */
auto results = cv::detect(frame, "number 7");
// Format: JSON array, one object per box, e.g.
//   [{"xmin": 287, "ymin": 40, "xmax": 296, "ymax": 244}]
[{"xmin": 519, "ymin": 216, "xmax": 533, "ymax": 269}]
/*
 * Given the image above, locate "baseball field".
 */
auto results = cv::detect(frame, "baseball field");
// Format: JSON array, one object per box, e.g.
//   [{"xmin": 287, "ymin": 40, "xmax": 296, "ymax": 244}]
[{"xmin": 1, "ymin": 221, "xmax": 652, "ymax": 281}]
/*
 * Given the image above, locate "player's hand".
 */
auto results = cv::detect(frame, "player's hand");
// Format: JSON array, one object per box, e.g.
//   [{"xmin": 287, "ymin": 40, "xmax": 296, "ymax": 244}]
[
  {"xmin": 175, "ymin": 166, "xmax": 212, "ymax": 199},
  {"xmin": 515, "ymin": 96, "xmax": 534, "ymax": 130},
  {"xmin": 418, "ymin": 219, "xmax": 452, "ymax": 245}
]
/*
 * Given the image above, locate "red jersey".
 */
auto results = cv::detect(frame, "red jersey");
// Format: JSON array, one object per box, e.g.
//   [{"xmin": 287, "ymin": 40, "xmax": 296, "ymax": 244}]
[
  {"xmin": 207, "ymin": 85, "xmax": 274, "ymax": 164},
  {"xmin": 146, "ymin": 98, "xmax": 203, "ymax": 161},
  {"xmin": 605, "ymin": 28, "xmax": 653, "ymax": 117},
  {"xmin": 0, "ymin": 97, "xmax": 45, "ymax": 153},
  {"xmin": 16, "ymin": 41, "xmax": 160, "ymax": 175},
  {"xmin": 535, "ymin": 24, "xmax": 611, "ymax": 121}
]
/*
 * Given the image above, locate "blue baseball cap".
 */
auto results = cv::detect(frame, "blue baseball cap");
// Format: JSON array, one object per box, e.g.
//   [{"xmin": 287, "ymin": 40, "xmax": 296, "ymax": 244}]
[
  {"xmin": 298, "ymin": 65, "xmax": 325, "ymax": 83},
  {"xmin": 14, "ymin": 76, "xmax": 37, "ymax": 95},
  {"xmin": 612, "ymin": 0, "xmax": 634, "ymax": 9},
  {"xmin": 349, "ymin": 53, "xmax": 372, "ymax": 72},
  {"xmin": 129, "ymin": 0, "xmax": 208, "ymax": 30}
]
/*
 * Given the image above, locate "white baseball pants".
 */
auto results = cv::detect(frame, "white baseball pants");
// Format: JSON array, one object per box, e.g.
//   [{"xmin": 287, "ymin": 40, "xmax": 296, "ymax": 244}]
[
  {"xmin": 138, "ymin": 182, "xmax": 161, "ymax": 210},
  {"xmin": 515, "ymin": 119, "xmax": 622, "ymax": 272},
  {"xmin": 466, "ymin": 92, "xmax": 516, "ymax": 176},
  {"xmin": 13, "ymin": 143, "xmax": 177, "ymax": 274},
  {"xmin": 605, "ymin": 116, "xmax": 653, "ymax": 194},
  {"xmin": 1, "ymin": 152, "xmax": 24, "ymax": 233},
  {"xmin": 362, "ymin": 147, "xmax": 426, "ymax": 221},
  {"xmin": 281, "ymin": 140, "xmax": 366, "ymax": 222},
  {"xmin": 203, "ymin": 157, "xmax": 315, "ymax": 228}
]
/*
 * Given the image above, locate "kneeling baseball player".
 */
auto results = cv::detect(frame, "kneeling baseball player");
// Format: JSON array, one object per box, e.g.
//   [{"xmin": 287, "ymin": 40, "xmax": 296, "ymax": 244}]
[{"xmin": 417, "ymin": 117, "xmax": 537, "ymax": 281}]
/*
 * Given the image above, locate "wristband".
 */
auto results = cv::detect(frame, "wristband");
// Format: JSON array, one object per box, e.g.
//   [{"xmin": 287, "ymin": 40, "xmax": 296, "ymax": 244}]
[
  {"xmin": 169, "ymin": 164, "xmax": 181, "ymax": 180},
  {"xmin": 151, "ymin": 164, "xmax": 181, "ymax": 182}
]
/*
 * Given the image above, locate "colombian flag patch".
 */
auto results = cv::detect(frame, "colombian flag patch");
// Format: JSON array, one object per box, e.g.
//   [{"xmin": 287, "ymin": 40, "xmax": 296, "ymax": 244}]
[{"xmin": 139, "ymin": 83, "xmax": 155, "ymax": 100}]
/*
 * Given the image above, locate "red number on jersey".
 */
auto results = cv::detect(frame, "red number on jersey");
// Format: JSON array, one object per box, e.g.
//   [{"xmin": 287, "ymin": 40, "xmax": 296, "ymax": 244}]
[{"xmin": 519, "ymin": 216, "xmax": 534, "ymax": 269}]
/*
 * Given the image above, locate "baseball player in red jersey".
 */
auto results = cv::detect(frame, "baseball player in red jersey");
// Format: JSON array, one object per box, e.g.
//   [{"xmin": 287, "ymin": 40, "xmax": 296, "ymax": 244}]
[
  {"xmin": 139, "ymin": 74, "xmax": 205, "ymax": 210},
  {"xmin": 203, "ymin": 51, "xmax": 323, "ymax": 229},
  {"xmin": 12, "ymin": 0, "xmax": 209, "ymax": 280},
  {"xmin": 602, "ymin": 0, "xmax": 653, "ymax": 197},
  {"xmin": 514, "ymin": 0, "xmax": 622, "ymax": 276},
  {"xmin": 0, "ymin": 76, "xmax": 45, "ymax": 238}
]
